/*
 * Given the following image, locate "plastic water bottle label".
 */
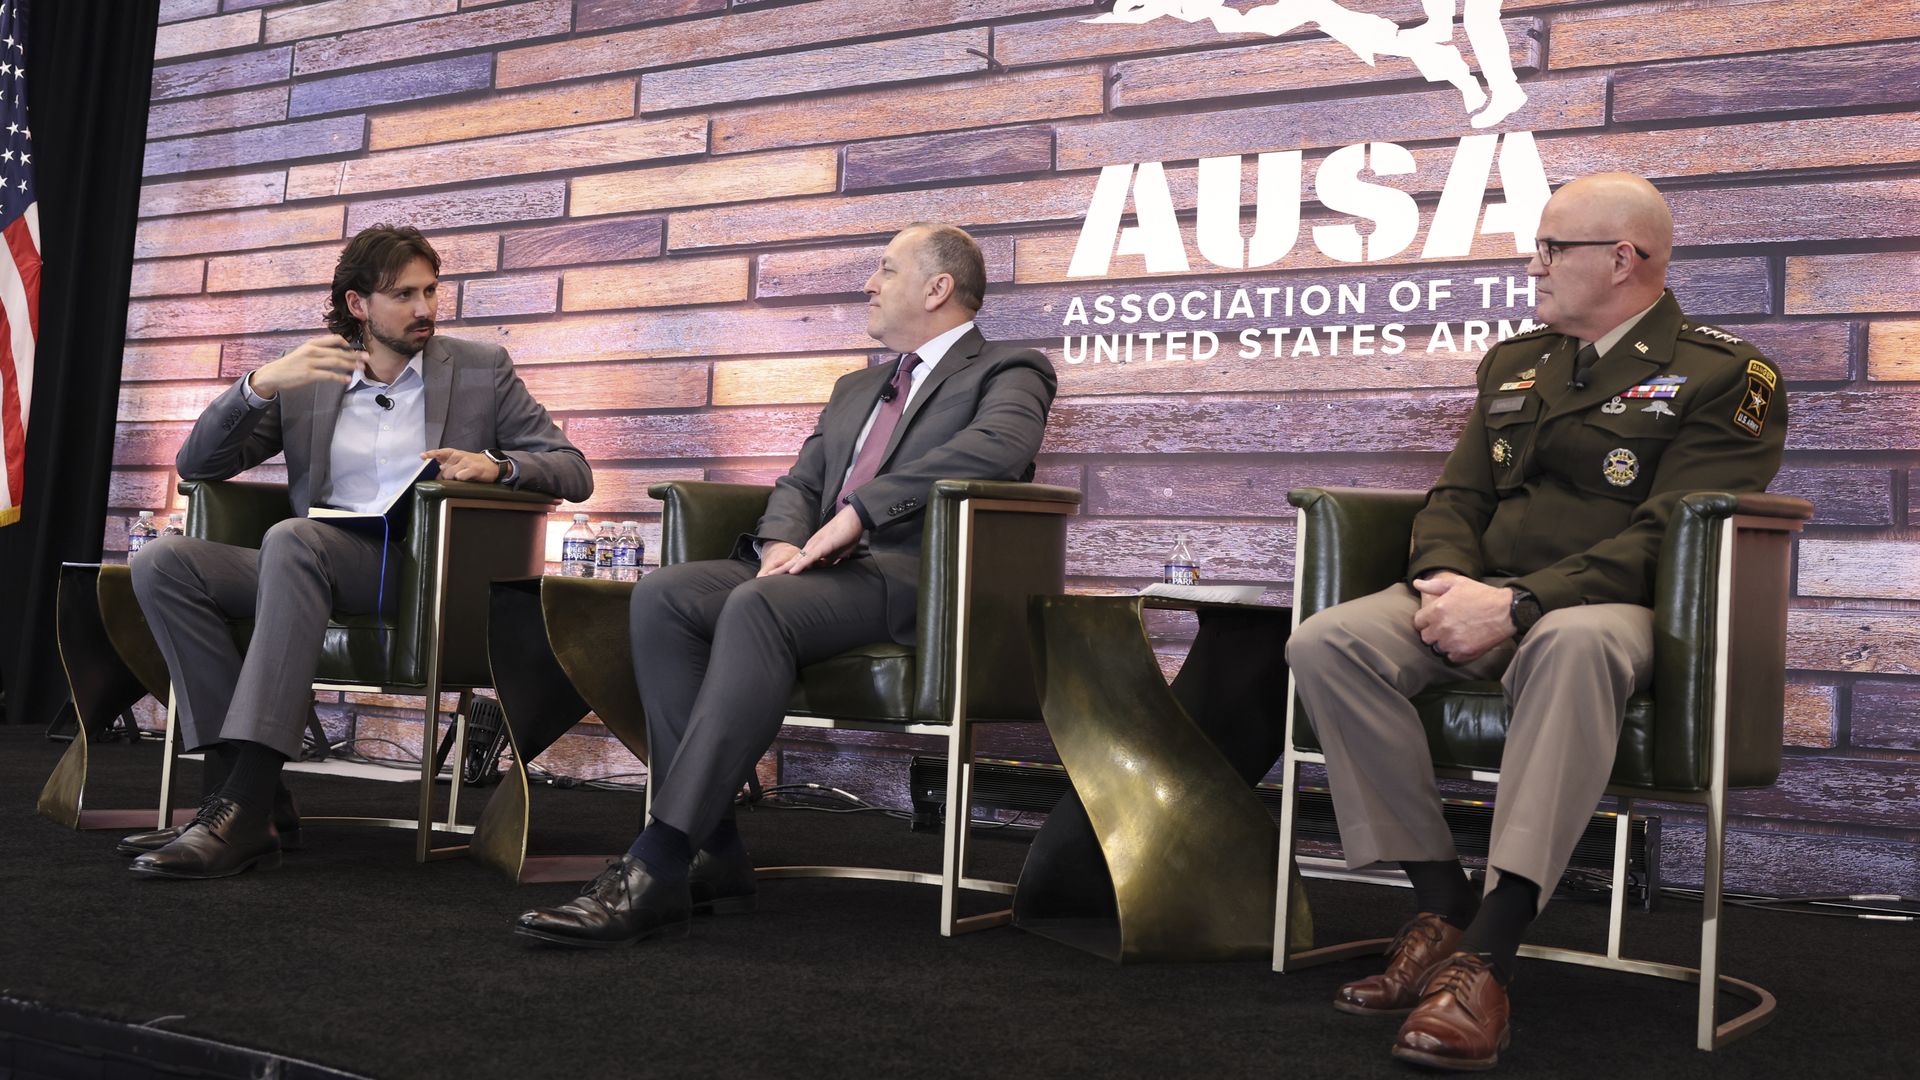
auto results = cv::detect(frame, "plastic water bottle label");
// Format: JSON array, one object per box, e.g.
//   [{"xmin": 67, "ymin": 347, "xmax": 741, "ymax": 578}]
[
  {"xmin": 127, "ymin": 533, "xmax": 150, "ymax": 555},
  {"xmin": 1163, "ymin": 562, "xmax": 1199, "ymax": 586},
  {"xmin": 562, "ymin": 538, "xmax": 592, "ymax": 564}
]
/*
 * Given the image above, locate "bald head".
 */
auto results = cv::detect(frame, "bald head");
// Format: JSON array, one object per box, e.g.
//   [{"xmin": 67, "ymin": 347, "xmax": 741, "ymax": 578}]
[
  {"xmin": 1529, "ymin": 172, "xmax": 1674, "ymax": 341},
  {"xmin": 1552, "ymin": 172, "xmax": 1673, "ymax": 274}
]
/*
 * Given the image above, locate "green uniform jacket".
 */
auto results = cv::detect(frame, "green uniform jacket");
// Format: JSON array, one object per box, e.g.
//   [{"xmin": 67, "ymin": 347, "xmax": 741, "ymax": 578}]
[{"xmin": 1407, "ymin": 289, "xmax": 1787, "ymax": 613}]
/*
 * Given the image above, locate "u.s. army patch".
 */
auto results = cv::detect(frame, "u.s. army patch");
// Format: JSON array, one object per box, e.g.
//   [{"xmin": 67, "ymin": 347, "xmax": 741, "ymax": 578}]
[
  {"xmin": 1603, "ymin": 448, "xmax": 1639, "ymax": 487},
  {"xmin": 1734, "ymin": 371, "xmax": 1774, "ymax": 437}
]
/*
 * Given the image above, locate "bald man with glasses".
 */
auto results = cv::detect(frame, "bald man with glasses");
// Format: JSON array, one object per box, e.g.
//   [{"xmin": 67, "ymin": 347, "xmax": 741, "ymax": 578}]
[{"xmin": 1286, "ymin": 173, "xmax": 1787, "ymax": 1071}]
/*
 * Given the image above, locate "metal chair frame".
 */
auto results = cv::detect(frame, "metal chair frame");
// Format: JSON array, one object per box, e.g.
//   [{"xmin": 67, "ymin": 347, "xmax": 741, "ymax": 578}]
[{"xmin": 1273, "ymin": 506, "xmax": 1800, "ymax": 1051}]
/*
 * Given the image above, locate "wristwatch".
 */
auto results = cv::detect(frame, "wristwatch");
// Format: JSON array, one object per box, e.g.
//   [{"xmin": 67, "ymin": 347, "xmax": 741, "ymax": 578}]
[
  {"xmin": 1509, "ymin": 585, "xmax": 1544, "ymax": 636},
  {"xmin": 482, "ymin": 448, "xmax": 515, "ymax": 484}
]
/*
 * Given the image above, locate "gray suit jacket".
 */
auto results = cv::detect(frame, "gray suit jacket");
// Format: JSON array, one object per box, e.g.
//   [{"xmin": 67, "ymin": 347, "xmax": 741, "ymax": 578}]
[
  {"xmin": 176, "ymin": 334, "xmax": 593, "ymax": 514},
  {"xmin": 742, "ymin": 327, "xmax": 1057, "ymax": 644}
]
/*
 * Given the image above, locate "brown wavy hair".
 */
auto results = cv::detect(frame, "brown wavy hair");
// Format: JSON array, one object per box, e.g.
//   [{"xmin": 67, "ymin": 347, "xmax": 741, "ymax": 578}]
[{"xmin": 324, "ymin": 224, "xmax": 441, "ymax": 341}]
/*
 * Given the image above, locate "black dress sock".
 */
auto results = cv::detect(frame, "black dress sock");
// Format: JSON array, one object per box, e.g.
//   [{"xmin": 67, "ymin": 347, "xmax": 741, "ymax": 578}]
[
  {"xmin": 703, "ymin": 815, "xmax": 741, "ymax": 854},
  {"xmin": 626, "ymin": 822, "xmax": 693, "ymax": 881},
  {"xmin": 216, "ymin": 739, "xmax": 288, "ymax": 815},
  {"xmin": 1458, "ymin": 872, "xmax": 1542, "ymax": 984},
  {"xmin": 200, "ymin": 742, "xmax": 238, "ymax": 800},
  {"xmin": 1401, "ymin": 859, "xmax": 1480, "ymax": 930}
]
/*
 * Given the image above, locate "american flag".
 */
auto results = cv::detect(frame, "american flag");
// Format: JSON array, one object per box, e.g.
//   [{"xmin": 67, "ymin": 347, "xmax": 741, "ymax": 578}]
[{"xmin": 0, "ymin": 1, "xmax": 35, "ymax": 527}]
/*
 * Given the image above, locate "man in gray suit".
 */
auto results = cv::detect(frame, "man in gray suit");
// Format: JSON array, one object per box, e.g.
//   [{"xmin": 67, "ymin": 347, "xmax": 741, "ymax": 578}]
[
  {"xmin": 515, "ymin": 223, "xmax": 1056, "ymax": 948},
  {"xmin": 123, "ymin": 224, "xmax": 592, "ymax": 880}
]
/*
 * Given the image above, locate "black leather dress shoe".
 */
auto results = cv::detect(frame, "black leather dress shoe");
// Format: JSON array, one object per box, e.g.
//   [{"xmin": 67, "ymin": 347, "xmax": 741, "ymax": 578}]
[
  {"xmin": 690, "ymin": 839, "xmax": 757, "ymax": 915},
  {"xmin": 117, "ymin": 786, "xmax": 303, "ymax": 857},
  {"xmin": 514, "ymin": 855, "xmax": 692, "ymax": 949},
  {"xmin": 128, "ymin": 797, "xmax": 281, "ymax": 880}
]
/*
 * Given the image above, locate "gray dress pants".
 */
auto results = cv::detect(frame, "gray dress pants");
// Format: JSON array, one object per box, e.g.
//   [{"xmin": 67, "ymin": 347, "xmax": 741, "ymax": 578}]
[
  {"xmin": 129, "ymin": 520, "xmax": 394, "ymax": 759},
  {"xmin": 629, "ymin": 555, "xmax": 892, "ymax": 846},
  {"xmin": 1285, "ymin": 583, "xmax": 1654, "ymax": 911}
]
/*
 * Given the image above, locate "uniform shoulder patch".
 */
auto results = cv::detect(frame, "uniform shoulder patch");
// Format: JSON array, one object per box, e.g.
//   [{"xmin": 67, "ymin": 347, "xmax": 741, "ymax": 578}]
[{"xmin": 1732, "ymin": 360, "xmax": 1777, "ymax": 438}]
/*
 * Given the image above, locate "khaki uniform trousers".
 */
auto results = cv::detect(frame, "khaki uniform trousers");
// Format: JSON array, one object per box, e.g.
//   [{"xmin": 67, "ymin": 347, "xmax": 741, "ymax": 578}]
[{"xmin": 1286, "ymin": 583, "xmax": 1654, "ymax": 911}]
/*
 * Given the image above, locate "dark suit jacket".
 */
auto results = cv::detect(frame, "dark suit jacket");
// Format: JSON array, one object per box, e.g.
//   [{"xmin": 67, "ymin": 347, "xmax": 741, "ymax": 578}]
[
  {"xmin": 742, "ymin": 326, "xmax": 1057, "ymax": 644},
  {"xmin": 175, "ymin": 334, "xmax": 593, "ymax": 514}
]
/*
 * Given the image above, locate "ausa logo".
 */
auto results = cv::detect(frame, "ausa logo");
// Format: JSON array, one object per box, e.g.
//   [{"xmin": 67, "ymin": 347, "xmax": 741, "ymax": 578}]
[
  {"xmin": 1095, "ymin": 0, "xmax": 1528, "ymax": 128},
  {"xmin": 1068, "ymin": 0, "xmax": 1549, "ymax": 278}
]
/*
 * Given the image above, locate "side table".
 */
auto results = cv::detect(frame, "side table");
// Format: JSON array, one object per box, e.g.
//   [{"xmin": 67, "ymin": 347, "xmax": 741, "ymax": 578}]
[{"xmin": 1014, "ymin": 593, "xmax": 1311, "ymax": 962}]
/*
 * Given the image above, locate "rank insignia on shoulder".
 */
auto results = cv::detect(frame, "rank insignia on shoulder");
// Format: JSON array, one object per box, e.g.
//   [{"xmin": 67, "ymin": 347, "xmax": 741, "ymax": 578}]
[
  {"xmin": 1692, "ymin": 325, "xmax": 1745, "ymax": 345},
  {"xmin": 1603, "ymin": 448, "xmax": 1639, "ymax": 487},
  {"xmin": 1734, "ymin": 371, "xmax": 1774, "ymax": 437}
]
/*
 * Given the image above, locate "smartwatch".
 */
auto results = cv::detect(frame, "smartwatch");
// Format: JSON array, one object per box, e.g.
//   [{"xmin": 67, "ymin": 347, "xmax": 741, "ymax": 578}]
[
  {"xmin": 1509, "ymin": 586, "xmax": 1543, "ymax": 636},
  {"xmin": 483, "ymin": 448, "xmax": 515, "ymax": 484}
]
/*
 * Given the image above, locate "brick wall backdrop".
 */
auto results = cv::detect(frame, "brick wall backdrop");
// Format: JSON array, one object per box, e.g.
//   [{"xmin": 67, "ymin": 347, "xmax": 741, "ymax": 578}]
[{"xmin": 114, "ymin": 0, "xmax": 1920, "ymax": 895}]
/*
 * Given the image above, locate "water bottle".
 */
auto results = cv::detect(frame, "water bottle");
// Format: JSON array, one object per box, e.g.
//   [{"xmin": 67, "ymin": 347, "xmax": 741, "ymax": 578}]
[
  {"xmin": 162, "ymin": 512, "xmax": 185, "ymax": 537},
  {"xmin": 612, "ymin": 521, "xmax": 642, "ymax": 582},
  {"xmin": 592, "ymin": 521, "xmax": 617, "ymax": 577},
  {"xmin": 126, "ymin": 511, "xmax": 159, "ymax": 557},
  {"xmin": 561, "ymin": 513, "xmax": 594, "ymax": 577},
  {"xmin": 1162, "ymin": 532, "xmax": 1200, "ymax": 586}
]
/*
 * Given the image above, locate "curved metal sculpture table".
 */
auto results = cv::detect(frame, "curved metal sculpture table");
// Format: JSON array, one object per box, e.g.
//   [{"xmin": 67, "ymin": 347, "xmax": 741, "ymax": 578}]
[
  {"xmin": 1014, "ymin": 594, "xmax": 1311, "ymax": 962},
  {"xmin": 37, "ymin": 563, "xmax": 186, "ymax": 830},
  {"xmin": 473, "ymin": 575, "xmax": 650, "ymax": 882}
]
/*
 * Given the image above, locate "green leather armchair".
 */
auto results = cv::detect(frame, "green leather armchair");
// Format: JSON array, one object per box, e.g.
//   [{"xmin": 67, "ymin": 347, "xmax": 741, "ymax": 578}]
[
  {"xmin": 1270, "ymin": 486, "xmax": 1812, "ymax": 1050},
  {"xmin": 650, "ymin": 477, "xmax": 1082, "ymax": 936},
  {"xmin": 156, "ymin": 478, "xmax": 559, "ymax": 859}
]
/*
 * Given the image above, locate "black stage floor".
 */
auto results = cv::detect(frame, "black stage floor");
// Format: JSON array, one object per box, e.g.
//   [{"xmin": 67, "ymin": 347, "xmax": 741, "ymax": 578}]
[{"xmin": 3, "ymin": 725, "xmax": 1914, "ymax": 1079}]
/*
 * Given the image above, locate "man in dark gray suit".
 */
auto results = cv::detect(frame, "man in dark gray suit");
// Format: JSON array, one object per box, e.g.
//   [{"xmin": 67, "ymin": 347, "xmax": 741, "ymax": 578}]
[
  {"xmin": 123, "ymin": 224, "xmax": 592, "ymax": 880},
  {"xmin": 515, "ymin": 223, "xmax": 1057, "ymax": 948}
]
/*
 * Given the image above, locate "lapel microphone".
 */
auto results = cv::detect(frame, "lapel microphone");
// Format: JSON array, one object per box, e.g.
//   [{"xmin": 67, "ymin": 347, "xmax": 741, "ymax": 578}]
[
  {"xmin": 878, "ymin": 353, "xmax": 908, "ymax": 402},
  {"xmin": 375, "ymin": 393, "xmax": 394, "ymax": 410}
]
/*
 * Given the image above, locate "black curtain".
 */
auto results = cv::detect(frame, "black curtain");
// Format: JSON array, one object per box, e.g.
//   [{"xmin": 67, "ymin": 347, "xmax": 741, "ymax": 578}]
[{"xmin": 0, "ymin": 1, "xmax": 158, "ymax": 724}]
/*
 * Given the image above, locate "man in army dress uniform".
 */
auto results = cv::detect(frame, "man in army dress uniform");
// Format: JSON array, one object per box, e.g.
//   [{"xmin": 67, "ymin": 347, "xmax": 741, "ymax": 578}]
[{"xmin": 1286, "ymin": 173, "xmax": 1786, "ymax": 1071}]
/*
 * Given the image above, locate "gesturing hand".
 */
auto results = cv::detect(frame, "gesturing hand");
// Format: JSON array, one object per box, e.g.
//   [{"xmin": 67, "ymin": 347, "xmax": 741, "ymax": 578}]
[
  {"xmin": 420, "ymin": 447, "xmax": 501, "ymax": 483},
  {"xmin": 250, "ymin": 335, "xmax": 367, "ymax": 399}
]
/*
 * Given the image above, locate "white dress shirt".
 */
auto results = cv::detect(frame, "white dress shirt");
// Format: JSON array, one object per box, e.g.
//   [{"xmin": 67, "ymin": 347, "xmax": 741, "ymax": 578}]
[{"xmin": 242, "ymin": 357, "xmax": 429, "ymax": 513}]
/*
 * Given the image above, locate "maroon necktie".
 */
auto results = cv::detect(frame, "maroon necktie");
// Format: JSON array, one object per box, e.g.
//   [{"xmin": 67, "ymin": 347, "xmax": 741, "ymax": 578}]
[{"xmin": 836, "ymin": 352, "xmax": 923, "ymax": 508}]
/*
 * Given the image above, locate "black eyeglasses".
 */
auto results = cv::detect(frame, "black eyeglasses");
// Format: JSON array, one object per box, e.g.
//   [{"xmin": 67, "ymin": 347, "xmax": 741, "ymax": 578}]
[{"xmin": 1535, "ymin": 238, "xmax": 1652, "ymax": 265}]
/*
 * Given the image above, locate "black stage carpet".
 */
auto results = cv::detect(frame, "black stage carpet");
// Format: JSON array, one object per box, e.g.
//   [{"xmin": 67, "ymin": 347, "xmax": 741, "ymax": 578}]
[{"xmin": 2, "ymin": 725, "xmax": 1913, "ymax": 1079}]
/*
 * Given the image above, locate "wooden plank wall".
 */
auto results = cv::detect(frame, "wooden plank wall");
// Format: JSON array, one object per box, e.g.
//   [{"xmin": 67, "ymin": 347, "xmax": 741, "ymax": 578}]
[{"xmin": 117, "ymin": 0, "xmax": 1920, "ymax": 894}]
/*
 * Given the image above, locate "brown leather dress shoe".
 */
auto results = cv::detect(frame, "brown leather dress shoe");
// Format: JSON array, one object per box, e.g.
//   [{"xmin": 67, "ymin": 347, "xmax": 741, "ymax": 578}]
[
  {"xmin": 1334, "ymin": 912, "xmax": 1465, "ymax": 1016},
  {"xmin": 1392, "ymin": 952, "xmax": 1511, "ymax": 1072}
]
